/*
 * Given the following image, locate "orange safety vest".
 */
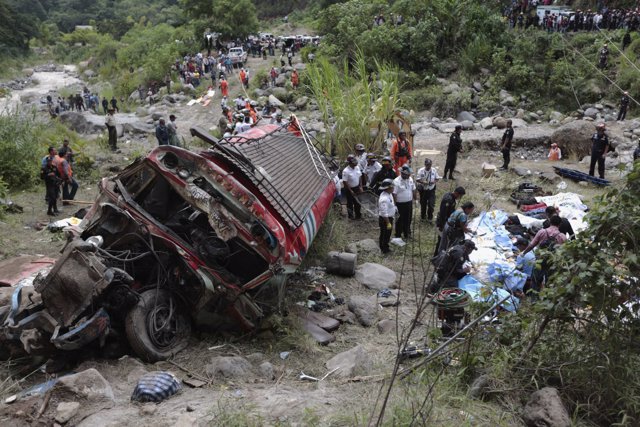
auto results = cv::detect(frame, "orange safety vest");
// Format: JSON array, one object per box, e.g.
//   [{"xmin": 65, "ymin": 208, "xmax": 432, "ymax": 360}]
[
  {"xmin": 291, "ymin": 72, "xmax": 299, "ymax": 86},
  {"xmin": 239, "ymin": 70, "xmax": 246, "ymax": 82},
  {"xmin": 548, "ymin": 147, "xmax": 561, "ymax": 161},
  {"xmin": 56, "ymin": 157, "xmax": 72, "ymax": 179},
  {"xmin": 220, "ymin": 80, "xmax": 228, "ymax": 96}
]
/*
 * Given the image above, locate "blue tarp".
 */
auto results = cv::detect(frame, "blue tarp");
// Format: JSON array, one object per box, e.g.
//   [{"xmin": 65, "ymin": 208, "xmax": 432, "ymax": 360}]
[{"xmin": 458, "ymin": 275, "xmax": 520, "ymax": 312}]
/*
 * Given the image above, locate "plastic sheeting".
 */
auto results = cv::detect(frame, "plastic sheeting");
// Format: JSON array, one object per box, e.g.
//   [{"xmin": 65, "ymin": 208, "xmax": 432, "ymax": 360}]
[
  {"xmin": 458, "ymin": 275, "xmax": 520, "ymax": 312},
  {"xmin": 535, "ymin": 192, "xmax": 589, "ymax": 232}
]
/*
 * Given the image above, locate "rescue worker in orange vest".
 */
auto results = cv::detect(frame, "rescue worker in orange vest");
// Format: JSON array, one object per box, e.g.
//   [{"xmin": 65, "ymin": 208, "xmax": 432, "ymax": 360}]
[
  {"xmin": 239, "ymin": 68, "xmax": 247, "ymax": 87},
  {"xmin": 219, "ymin": 77, "xmax": 229, "ymax": 98},
  {"xmin": 390, "ymin": 130, "xmax": 412, "ymax": 174},
  {"xmin": 246, "ymin": 100, "xmax": 259, "ymax": 124},
  {"xmin": 57, "ymin": 150, "xmax": 78, "ymax": 204},
  {"xmin": 291, "ymin": 69, "xmax": 299, "ymax": 89}
]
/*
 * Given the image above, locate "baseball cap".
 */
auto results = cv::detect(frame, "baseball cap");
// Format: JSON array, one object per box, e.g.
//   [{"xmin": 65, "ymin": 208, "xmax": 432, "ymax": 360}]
[{"xmin": 454, "ymin": 186, "xmax": 466, "ymax": 195}]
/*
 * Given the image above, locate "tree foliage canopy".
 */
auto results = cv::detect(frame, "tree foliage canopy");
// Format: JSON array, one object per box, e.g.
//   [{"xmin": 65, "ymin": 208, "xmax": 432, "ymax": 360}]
[{"xmin": 181, "ymin": 0, "xmax": 258, "ymax": 38}]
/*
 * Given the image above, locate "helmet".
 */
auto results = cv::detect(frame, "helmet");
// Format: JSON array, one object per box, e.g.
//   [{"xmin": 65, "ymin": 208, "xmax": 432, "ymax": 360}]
[
  {"xmin": 241, "ymin": 108, "xmax": 250, "ymax": 115},
  {"xmin": 400, "ymin": 165, "xmax": 412, "ymax": 174},
  {"xmin": 379, "ymin": 178, "xmax": 394, "ymax": 190},
  {"xmin": 276, "ymin": 112, "xmax": 283, "ymax": 119},
  {"xmin": 355, "ymin": 143, "xmax": 365, "ymax": 151},
  {"xmin": 250, "ymin": 100, "xmax": 258, "ymax": 106},
  {"xmin": 366, "ymin": 153, "xmax": 377, "ymax": 160},
  {"xmin": 381, "ymin": 156, "xmax": 392, "ymax": 164}
]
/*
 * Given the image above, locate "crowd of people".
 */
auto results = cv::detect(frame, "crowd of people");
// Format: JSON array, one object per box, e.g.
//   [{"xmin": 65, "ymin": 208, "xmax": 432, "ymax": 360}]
[
  {"xmin": 46, "ymin": 87, "xmax": 121, "ymax": 118},
  {"xmin": 506, "ymin": 1, "xmax": 640, "ymax": 33}
]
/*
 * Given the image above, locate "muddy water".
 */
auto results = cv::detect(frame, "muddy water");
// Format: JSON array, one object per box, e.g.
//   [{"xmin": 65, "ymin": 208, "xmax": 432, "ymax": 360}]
[{"xmin": 0, "ymin": 65, "xmax": 83, "ymax": 114}]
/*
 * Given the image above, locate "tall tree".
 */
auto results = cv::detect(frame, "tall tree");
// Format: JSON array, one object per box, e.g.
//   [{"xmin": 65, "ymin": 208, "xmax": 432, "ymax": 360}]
[{"xmin": 181, "ymin": 0, "xmax": 258, "ymax": 39}]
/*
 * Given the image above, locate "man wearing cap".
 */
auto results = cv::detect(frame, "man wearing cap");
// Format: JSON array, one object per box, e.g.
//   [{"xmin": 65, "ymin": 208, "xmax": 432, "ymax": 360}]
[
  {"xmin": 105, "ymin": 108, "xmax": 118, "ymax": 152},
  {"xmin": 393, "ymin": 165, "xmax": 417, "ymax": 240},
  {"xmin": 416, "ymin": 158, "xmax": 440, "ymax": 223},
  {"xmin": 58, "ymin": 139, "xmax": 74, "ymax": 165},
  {"xmin": 378, "ymin": 178, "xmax": 396, "ymax": 254},
  {"xmin": 589, "ymin": 123, "xmax": 610, "ymax": 179},
  {"xmin": 363, "ymin": 154, "xmax": 382, "ymax": 189},
  {"xmin": 370, "ymin": 156, "xmax": 397, "ymax": 194},
  {"xmin": 354, "ymin": 143, "xmax": 367, "ymax": 171},
  {"xmin": 167, "ymin": 114, "xmax": 179, "ymax": 146},
  {"xmin": 390, "ymin": 130, "xmax": 412, "ymax": 174},
  {"xmin": 444, "ymin": 125, "xmax": 462, "ymax": 180},
  {"xmin": 343, "ymin": 154, "xmax": 363, "ymax": 220},
  {"xmin": 435, "ymin": 240, "xmax": 476, "ymax": 290},
  {"xmin": 435, "ymin": 186, "xmax": 465, "ymax": 255},
  {"xmin": 500, "ymin": 119, "xmax": 514, "ymax": 170},
  {"xmin": 618, "ymin": 91, "xmax": 631, "ymax": 121},
  {"xmin": 439, "ymin": 201, "xmax": 474, "ymax": 253}
]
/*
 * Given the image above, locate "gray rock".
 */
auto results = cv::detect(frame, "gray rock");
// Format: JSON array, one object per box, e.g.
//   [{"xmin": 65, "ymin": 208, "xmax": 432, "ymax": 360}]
[
  {"xmin": 347, "ymin": 295, "xmax": 378, "ymax": 327},
  {"xmin": 480, "ymin": 117, "xmax": 494, "ymax": 129},
  {"xmin": 378, "ymin": 289, "xmax": 400, "ymax": 307},
  {"xmin": 122, "ymin": 121, "xmax": 154, "ymax": 134},
  {"xmin": 549, "ymin": 111, "xmax": 564, "ymax": 122},
  {"xmin": 162, "ymin": 94, "xmax": 176, "ymax": 104},
  {"xmin": 377, "ymin": 319, "xmax": 395, "ymax": 334},
  {"xmin": 528, "ymin": 112, "xmax": 540, "ymax": 121},
  {"xmin": 22, "ymin": 68, "xmax": 34, "ymax": 77},
  {"xmin": 522, "ymin": 387, "xmax": 570, "ymax": 427},
  {"xmin": 604, "ymin": 114, "xmax": 616, "ymax": 122},
  {"xmin": 460, "ymin": 120, "xmax": 474, "ymax": 130},
  {"xmin": 442, "ymin": 83, "xmax": 460, "ymax": 94},
  {"xmin": 258, "ymin": 362, "xmax": 275, "ymax": 380},
  {"xmin": 492, "ymin": 116, "xmax": 508, "ymax": 129},
  {"xmin": 245, "ymin": 352, "xmax": 265, "ymax": 364},
  {"xmin": 58, "ymin": 111, "xmax": 105, "ymax": 134},
  {"xmin": 253, "ymin": 88, "xmax": 266, "ymax": 98},
  {"xmin": 294, "ymin": 96, "xmax": 309, "ymax": 109},
  {"xmin": 511, "ymin": 118, "xmax": 527, "ymax": 128},
  {"xmin": 595, "ymin": 103, "xmax": 604, "ymax": 110},
  {"xmin": 151, "ymin": 112, "xmax": 163, "ymax": 121},
  {"xmin": 325, "ymin": 345, "xmax": 372, "ymax": 378},
  {"xmin": 560, "ymin": 117, "xmax": 576, "ymax": 125},
  {"xmin": 206, "ymin": 356, "xmax": 253, "ymax": 379},
  {"xmin": 135, "ymin": 106, "xmax": 148, "ymax": 116},
  {"xmin": 268, "ymin": 94, "xmax": 285, "ymax": 108},
  {"xmin": 275, "ymin": 74, "xmax": 287, "ymax": 87},
  {"xmin": 49, "ymin": 369, "xmax": 115, "ymax": 423},
  {"xmin": 472, "ymin": 82, "xmax": 483, "ymax": 92},
  {"xmin": 512, "ymin": 167, "xmax": 531, "ymax": 177},
  {"xmin": 294, "ymin": 62, "xmax": 307, "ymax": 71},
  {"xmin": 355, "ymin": 263, "xmax": 397, "ymax": 290},
  {"xmin": 500, "ymin": 96, "xmax": 516, "ymax": 107},
  {"xmin": 583, "ymin": 107, "xmax": 599, "ymax": 119},
  {"xmin": 83, "ymin": 69, "xmax": 96, "ymax": 78},
  {"xmin": 457, "ymin": 111, "xmax": 477, "ymax": 123},
  {"xmin": 55, "ymin": 402, "xmax": 80, "ymax": 424},
  {"xmin": 627, "ymin": 120, "xmax": 640, "ymax": 130},
  {"xmin": 345, "ymin": 238, "xmax": 380, "ymax": 255},
  {"xmin": 332, "ymin": 309, "xmax": 357, "ymax": 324},
  {"xmin": 539, "ymin": 172, "xmax": 560, "ymax": 182}
]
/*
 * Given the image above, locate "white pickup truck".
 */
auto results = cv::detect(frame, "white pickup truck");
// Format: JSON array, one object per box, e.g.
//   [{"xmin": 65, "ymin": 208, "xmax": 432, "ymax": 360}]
[{"xmin": 228, "ymin": 47, "xmax": 248, "ymax": 67}]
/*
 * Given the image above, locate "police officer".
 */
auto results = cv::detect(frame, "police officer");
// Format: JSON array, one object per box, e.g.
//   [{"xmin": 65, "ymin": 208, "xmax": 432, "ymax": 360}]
[
  {"xmin": 342, "ymin": 154, "xmax": 363, "ymax": 220},
  {"xmin": 393, "ymin": 165, "xmax": 417, "ymax": 240},
  {"xmin": 439, "ymin": 202, "xmax": 475, "ymax": 253},
  {"xmin": 500, "ymin": 119, "xmax": 514, "ymax": 170},
  {"xmin": 42, "ymin": 156, "xmax": 61, "ymax": 216},
  {"xmin": 618, "ymin": 91, "xmax": 631, "ymax": 121},
  {"xmin": 378, "ymin": 179, "xmax": 396, "ymax": 254},
  {"xmin": 416, "ymin": 158, "xmax": 440, "ymax": 223},
  {"xmin": 589, "ymin": 123, "xmax": 610, "ymax": 179},
  {"xmin": 370, "ymin": 156, "xmax": 397, "ymax": 194},
  {"xmin": 443, "ymin": 125, "xmax": 462, "ymax": 180},
  {"xmin": 435, "ymin": 186, "xmax": 466, "ymax": 255}
]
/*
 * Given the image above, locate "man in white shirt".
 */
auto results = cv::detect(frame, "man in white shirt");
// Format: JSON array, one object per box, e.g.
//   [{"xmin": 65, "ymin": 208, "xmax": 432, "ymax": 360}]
[
  {"xmin": 363, "ymin": 154, "xmax": 382, "ymax": 189},
  {"xmin": 393, "ymin": 165, "xmax": 417, "ymax": 240},
  {"xmin": 354, "ymin": 144, "xmax": 367, "ymax": 171},
  {"xmin": 416, "ymin": 158, "xmax": 440, "ymax": 224},
  {"xmin": 342, "ymin": 154, "xmax": 363, "ymax": 220},
  {"xmin": 378, "ymin": 179, "xmax": 396, "ymax": 254}
]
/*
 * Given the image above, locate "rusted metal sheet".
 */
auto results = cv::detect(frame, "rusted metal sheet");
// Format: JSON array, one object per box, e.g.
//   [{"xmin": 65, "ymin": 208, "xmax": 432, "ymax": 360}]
[{"xmin": 0, "ymin": 256, "xmax": 56, "ymax": 287}]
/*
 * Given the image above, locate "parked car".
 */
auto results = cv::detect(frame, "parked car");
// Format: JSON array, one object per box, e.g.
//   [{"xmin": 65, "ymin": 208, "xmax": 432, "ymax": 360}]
[
  {"xmin": 228, "ymin": 47, "xmax": 248, "ymax": 67},
  {"xmin": 1, "ymin": 122, "xmax": 338, "ymax": 362}
]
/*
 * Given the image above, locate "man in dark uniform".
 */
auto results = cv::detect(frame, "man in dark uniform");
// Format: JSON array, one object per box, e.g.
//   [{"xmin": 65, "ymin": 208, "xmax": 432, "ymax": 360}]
[
  {"xmin": 370, "ymin": 156, "xmax": 397, "ymax": 194},
  {"xmin": 618, "ymin": 91, "xmax": 631, "ymax": 121},
  {"xmin": 443, "ymin": 125, "xmax": 462, "ymax": 180},
  {"xmin": 599, "ymin": 44, "xmax": 609, "ymax": 69},
  {"xmin": 634, "ymin": 140, "xmax": 640, "ymax": 161},
  {"xmin": 434, "ymin": 186, "xmax": 465, "ymax": 255},
  {"xmin": 435, "ymin": 239, "xmax": 476, "ymax": 289},
  {"xmin": 589, "ymin": 123, "xmax": 610, "ymax": 179},
  {"xmin": 42, "ymin": 156, "xmax": 61, "ymax": 216},
  {"xmin": 500, "ymin": 119, "xmax": 514, "ymax": 170}
]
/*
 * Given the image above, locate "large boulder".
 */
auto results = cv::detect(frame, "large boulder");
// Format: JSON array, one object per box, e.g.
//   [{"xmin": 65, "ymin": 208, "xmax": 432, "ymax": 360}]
[
  {"xmin": 325, "ymin": 345, "xmax": 372, "ymax": 378},
  {"xmin": 355, "ymin": 263, "xmax": 397, "ymax": 290},
  {"xmin": 550, "ymin": 120, "xmax": 596, "ymax": 159},
  {"xmin": 457, "ymin": 111, "xmax": 477, "ymax": 123},
  {"xmin": 206, "ymin": 356, "xmax": 253, "ymax": 379},
  {"xmin": 268, "ymin": 94, "xmax": 285, "ymax": 108},
  {"xmin": 58, "ymin": 111, "xmax": 106, "ymax": 134},
  {"xmin": 345, "ymin": 238, "xmax": 381, "ymax": 255},
  {"xmin": 347, "ymin": 295, "xmax": 378, "ymax": 327},
  {"xmin": 437, "ymin": 122, "xmax": 462, "ymax": 133},
  {"xmin": 480, "ymin": 117, "xmax": 494, "ymax": 129},
  {"xmin": 275, "ymin": 74, "xmax": 287, "ymax": 87},
  {"xmin": 442, "ymin": 83, "xmax": 460, "ymax": 94},
  {"xmin": 492, "ymin": 116, "xmax": 508, "ymax": 129},
  {"xmin": 522, "ymin": 387, "xmax": 570, "ymax": 427},
  {"xmin": 294, "ymin": 96, "xmax": 309, "ymax": 109},
  {"xmin": 511, "ymin": 118, "xmax": 527, "ymax": 128},
  {"xmin": 47, "ymin": 368, "xmax": 115, "ymax": 424},
  {"xmin": 583, "ymin": 107, "xmax": 599, "ymax": 119}
]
